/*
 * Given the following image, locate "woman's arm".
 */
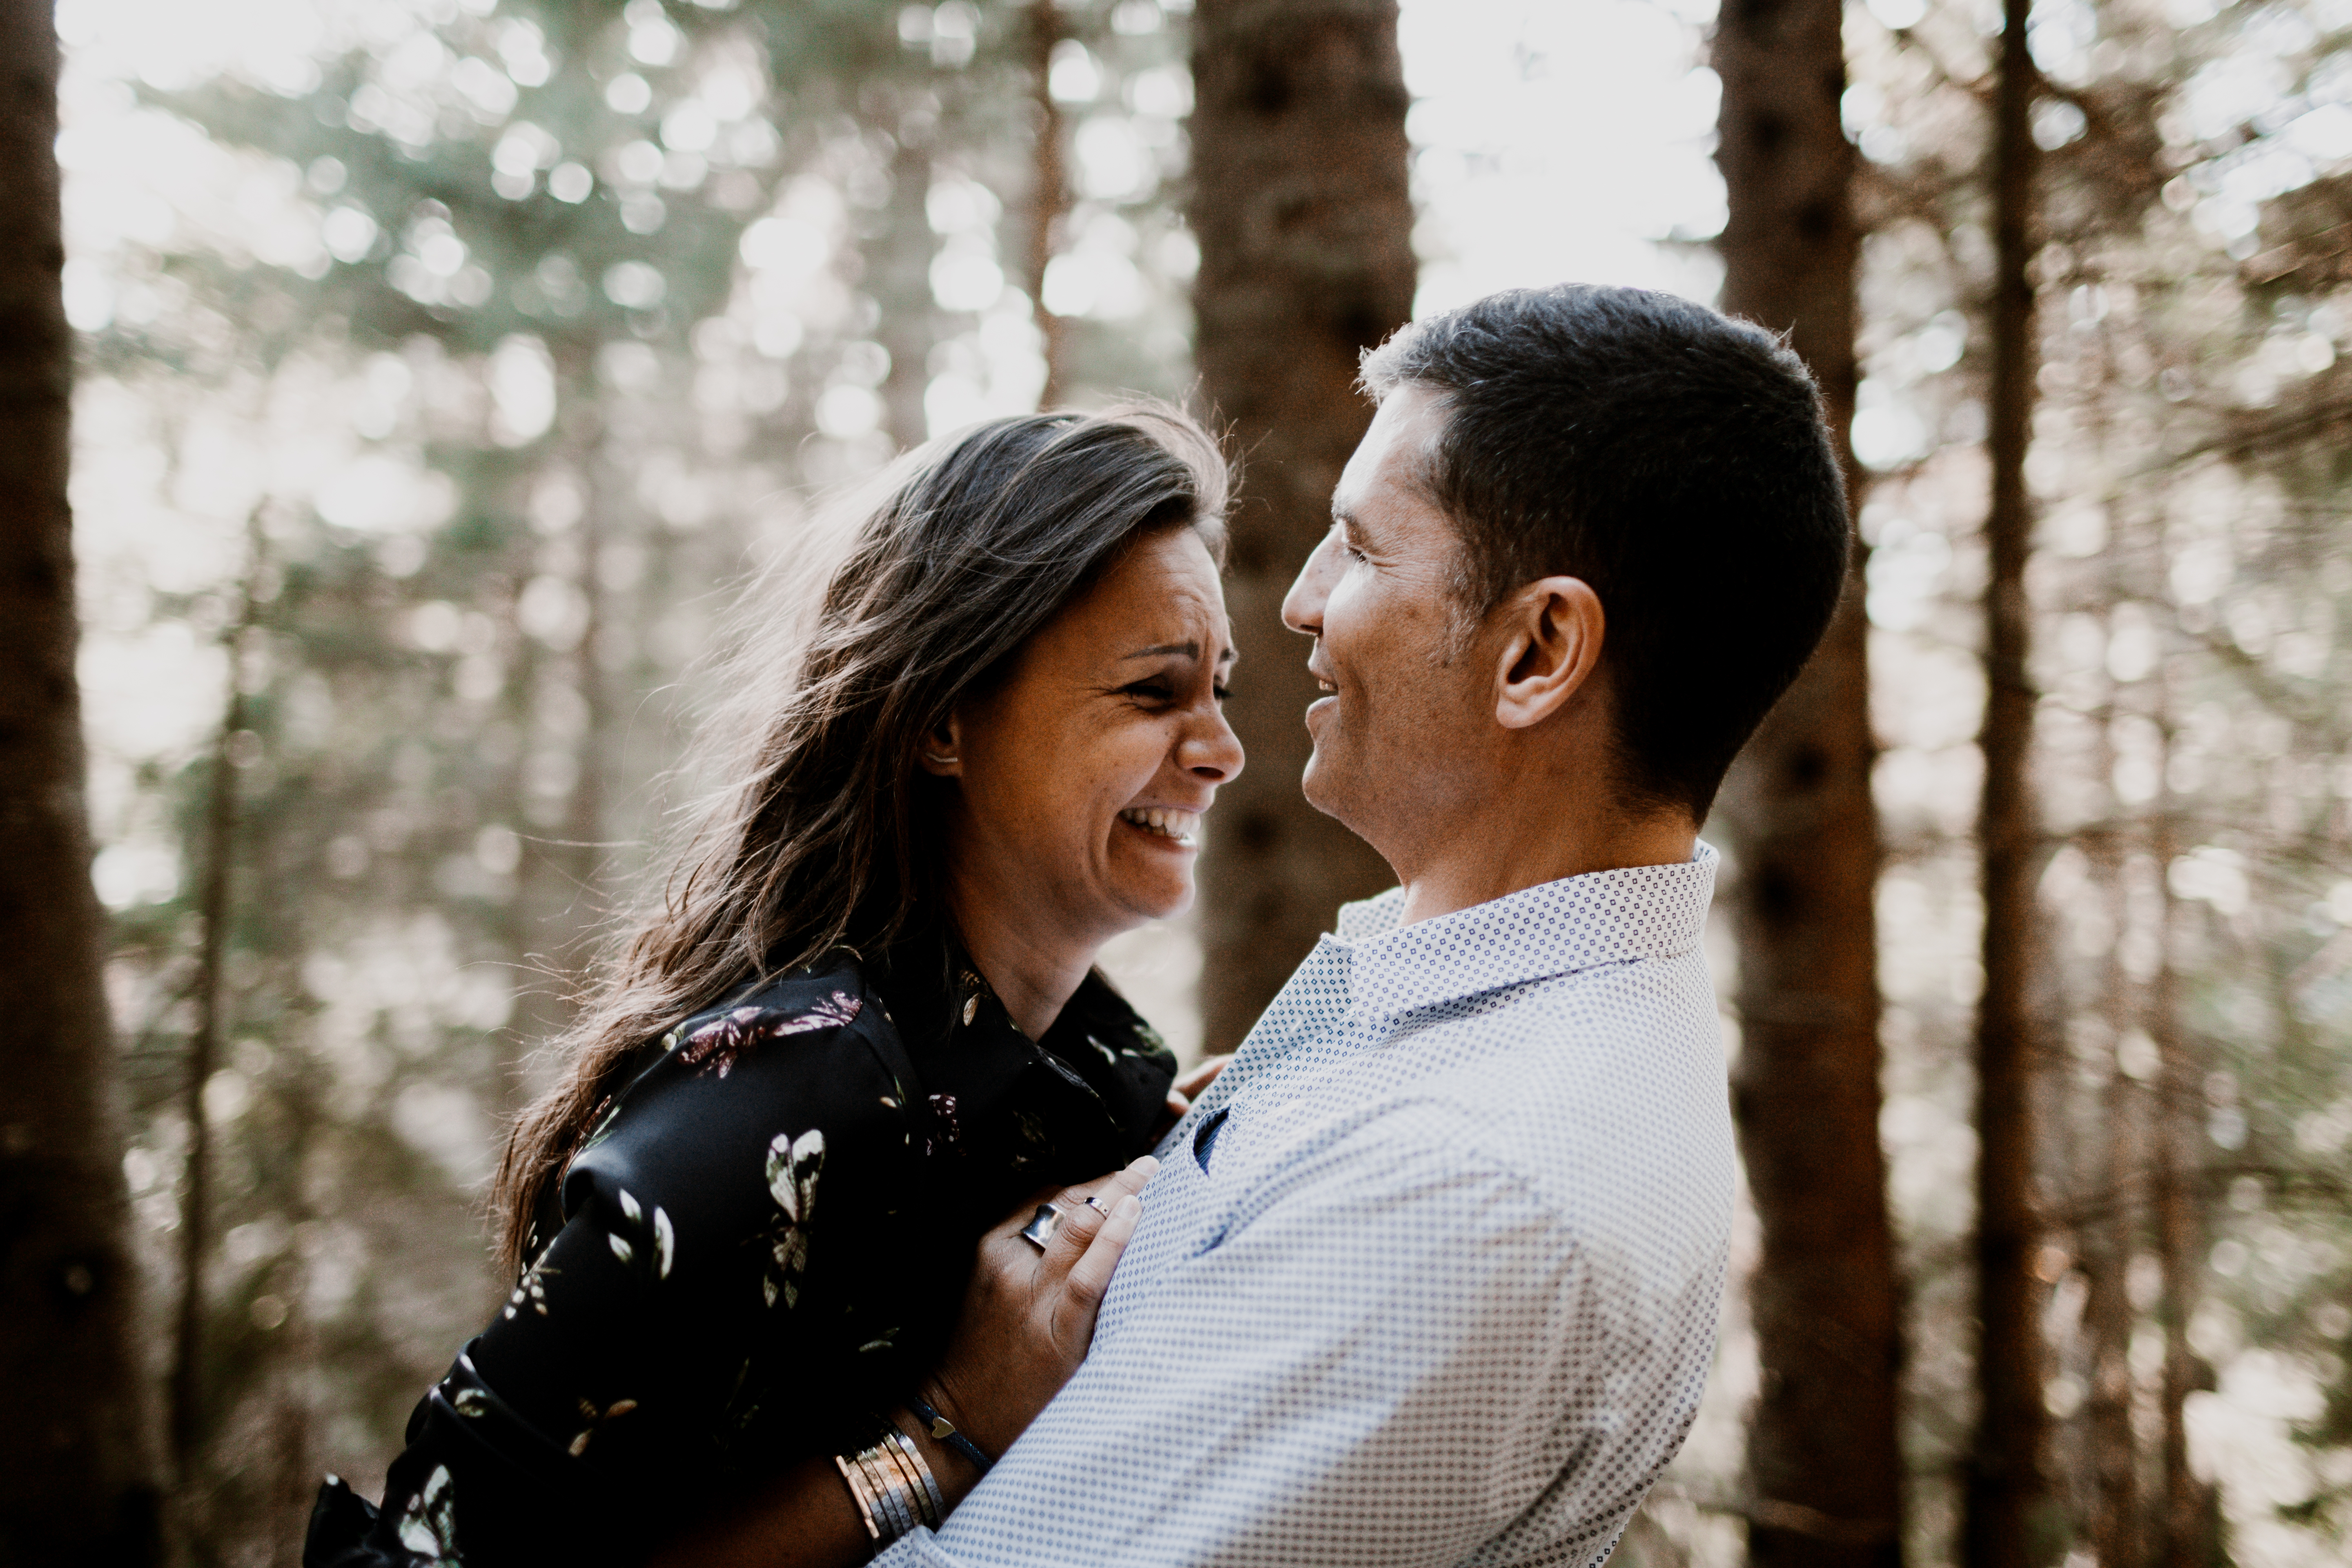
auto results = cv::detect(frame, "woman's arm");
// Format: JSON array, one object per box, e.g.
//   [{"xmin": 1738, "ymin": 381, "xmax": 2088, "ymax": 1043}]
[
  {"xmin": 648, "ymin": 1160, "xmax": 1152, "ymax": 1568},
  {"xmin": 310, "ymin": 995, "xmax": 927, "ymax": 1568}
]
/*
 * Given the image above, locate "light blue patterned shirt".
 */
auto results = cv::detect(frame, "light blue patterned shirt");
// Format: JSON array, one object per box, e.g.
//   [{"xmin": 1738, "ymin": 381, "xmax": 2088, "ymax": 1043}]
[{"xmin": 880, "ymin": 845, "xmax": 1733, "ymax": 1568}]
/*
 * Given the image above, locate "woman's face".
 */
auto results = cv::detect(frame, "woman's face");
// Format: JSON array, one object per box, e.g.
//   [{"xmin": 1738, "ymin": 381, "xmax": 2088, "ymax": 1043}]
[{"xmin": 936, "ymin": 526, "xmax": 1244, "ymax": 951}]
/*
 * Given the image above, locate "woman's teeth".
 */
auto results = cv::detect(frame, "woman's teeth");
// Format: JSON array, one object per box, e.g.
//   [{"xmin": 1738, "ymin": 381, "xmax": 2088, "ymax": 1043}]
[{"xmin": 1118, "ymin": 806, "xmax": 1200, "ymax": 846}]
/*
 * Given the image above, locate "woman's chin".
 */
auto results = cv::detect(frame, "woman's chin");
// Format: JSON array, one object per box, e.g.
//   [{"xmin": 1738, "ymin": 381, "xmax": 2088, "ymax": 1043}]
[{"xmin": 1101, "ymin": 870, "xmax": 1194, "ymax": 930}]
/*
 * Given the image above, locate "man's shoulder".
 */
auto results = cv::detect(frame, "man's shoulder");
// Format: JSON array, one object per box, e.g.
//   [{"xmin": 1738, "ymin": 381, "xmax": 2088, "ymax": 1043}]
[
  {"xmin": 1428, "ymin": 954, "xmax": 1730, "ymax": 1133},
  {"xmin": 1343, "ymin": 961, "xmax": 1735, "ymax": 1246}
]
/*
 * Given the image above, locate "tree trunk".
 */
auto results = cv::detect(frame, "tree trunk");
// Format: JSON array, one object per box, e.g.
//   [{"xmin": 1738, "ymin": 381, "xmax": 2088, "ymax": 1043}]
[
  {"xmin": 1026, "ymin": 3, "xmax": 1069, "ymax": 409},
  {"xmin": 509, "ymin": 350, "xmax": 611, "ymax": 1082},
  {"xmin": 1965, "ymin": 0, "xmax": 2050, "ymax": 1562},
  {"xmin": 2146, "ymin": 780, "xmax": 2210, "ymax": 1568},
  {"xmin": 564, "ymin": 448, "xmax": 610, "ymax": 932},
  {"xmin": 2080, "ymin": 796, "xmax": 2141, "ymax": 1568},
  {"xmin": 1187, "ymin": 0, "xmax": 1413, "ymax": 1051},
  {"xmin": 879, "ymin": 98, "xmax": 937, "ymax": 451},
  {"xmin": 0, "ymin": 2, "xmax": 167, "ymax": 1560},
  {"xmin": 1711, "ymin": 2, "xmax": 1907, "ymax": 1564},
  {"xmin": 172, "ymin": 557, "xmax": 258, "ymax": 1501}
]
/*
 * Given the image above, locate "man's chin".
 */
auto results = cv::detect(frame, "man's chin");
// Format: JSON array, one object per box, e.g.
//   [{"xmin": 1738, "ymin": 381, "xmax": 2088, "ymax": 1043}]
[{"xmin": 1298, "ymin": 749, "xmax": 1346, "ymax": 822}]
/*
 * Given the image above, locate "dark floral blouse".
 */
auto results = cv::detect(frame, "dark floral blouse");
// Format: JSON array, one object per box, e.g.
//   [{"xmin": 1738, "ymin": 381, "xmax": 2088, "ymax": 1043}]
[{"xmin": 305, "ymin": 932, "xmax": 1177, "ymax": 1568}]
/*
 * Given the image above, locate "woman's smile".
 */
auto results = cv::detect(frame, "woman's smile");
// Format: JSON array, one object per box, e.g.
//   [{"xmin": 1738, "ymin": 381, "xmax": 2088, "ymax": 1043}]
[{"xmin": 1116, "ymin": 806, "xmax": 1202, "ymax": 848}]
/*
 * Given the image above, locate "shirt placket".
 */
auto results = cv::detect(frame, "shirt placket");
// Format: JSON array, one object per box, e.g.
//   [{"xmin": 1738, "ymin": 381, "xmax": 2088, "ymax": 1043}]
[{"xmin": 1183, "ymin": 938, "xmax": 1354, "ymax": 1127}]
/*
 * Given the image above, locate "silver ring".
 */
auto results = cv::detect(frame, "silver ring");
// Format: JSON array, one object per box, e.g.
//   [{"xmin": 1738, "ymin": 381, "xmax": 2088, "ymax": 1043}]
[
  {"xmin": 1082, "ymin": 1194, "xmax": 1108, "ymax": 1214},
  {"xmin": 1018, "ymin": 1203, "xmax": 1063, "ymax": 1251}
]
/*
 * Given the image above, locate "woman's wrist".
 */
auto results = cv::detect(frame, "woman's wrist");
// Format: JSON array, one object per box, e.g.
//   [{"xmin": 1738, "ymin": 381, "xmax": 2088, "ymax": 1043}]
[{"xmin": 905, "ymin": 1387, "xmax": 995, "ymax": 1481}]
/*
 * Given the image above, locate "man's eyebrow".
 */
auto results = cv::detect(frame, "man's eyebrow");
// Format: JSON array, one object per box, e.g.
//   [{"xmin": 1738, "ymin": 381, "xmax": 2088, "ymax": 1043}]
[
  {"xmin": 1332, "ymin": 503, "xmax": 1386, "ymax": 549},
  {"xmin": 1122, "ymin": 641, "xmax": 1237, "ymax": 665}
]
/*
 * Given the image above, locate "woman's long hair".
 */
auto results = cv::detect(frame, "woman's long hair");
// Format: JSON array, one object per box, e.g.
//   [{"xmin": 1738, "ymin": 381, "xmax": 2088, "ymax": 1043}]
[{"xmin": 490, "ymin": 403, "xmax": 1229, "ymax": 1272}]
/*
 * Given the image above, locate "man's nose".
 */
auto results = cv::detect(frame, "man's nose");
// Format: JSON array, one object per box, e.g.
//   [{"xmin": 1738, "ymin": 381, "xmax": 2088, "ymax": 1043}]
[{"xmin": 1282, "ymin": 533, "xmax": 1336, "ymax": 637}]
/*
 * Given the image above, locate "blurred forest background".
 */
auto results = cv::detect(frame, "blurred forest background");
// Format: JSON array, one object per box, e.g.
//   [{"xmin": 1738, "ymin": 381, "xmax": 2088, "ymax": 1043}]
[{"xmin": 2, "ymin": 0, "xmax": 2349, "ymax": 1565}]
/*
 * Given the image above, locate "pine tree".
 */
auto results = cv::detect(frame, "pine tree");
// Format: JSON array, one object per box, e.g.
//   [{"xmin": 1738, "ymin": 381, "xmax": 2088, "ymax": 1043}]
[
  {"xmin": 1188, "ymin": 0, "xmax": 1413, "ymax": 1050},
  {"xmin": 1966, "ymin": 0, "xmax": 2052, "ymax": 1559},
  {"xmin": 1712, "ymin": 0, "xmax": 1907, "ymax": 1559},
  {"xmin": 0, "ymin": 0, "xmax": 165, "ymax": 1559}
]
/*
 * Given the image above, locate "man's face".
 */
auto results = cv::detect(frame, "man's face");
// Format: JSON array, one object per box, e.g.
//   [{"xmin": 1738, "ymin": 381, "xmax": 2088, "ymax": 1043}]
[{"xmin": 1281, "ymin": 385, "xmax": 1493, "ymax": 856}]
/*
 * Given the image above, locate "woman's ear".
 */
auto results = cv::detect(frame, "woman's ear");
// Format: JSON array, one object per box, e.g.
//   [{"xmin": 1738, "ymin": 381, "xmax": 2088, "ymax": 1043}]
[
  {"xmin": 916, "ymin": 712, "xmax": 964, "ymax": 777},
  {"xmin": 1492, "ymin": 577, "xmax": 1604, "ymax": 731}
]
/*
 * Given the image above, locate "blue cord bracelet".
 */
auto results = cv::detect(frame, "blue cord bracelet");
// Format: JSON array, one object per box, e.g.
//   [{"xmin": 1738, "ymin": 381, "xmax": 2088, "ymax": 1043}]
[{"xmin": 906, "ymin": 1395, "xmax": 993, "ymax": 1476}]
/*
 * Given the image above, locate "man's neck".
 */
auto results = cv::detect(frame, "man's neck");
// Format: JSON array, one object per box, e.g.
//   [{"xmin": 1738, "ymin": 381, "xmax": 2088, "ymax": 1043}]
[{"xmin": 1390, "ymin": 788, "xmax": 1697, "ymax": 927}]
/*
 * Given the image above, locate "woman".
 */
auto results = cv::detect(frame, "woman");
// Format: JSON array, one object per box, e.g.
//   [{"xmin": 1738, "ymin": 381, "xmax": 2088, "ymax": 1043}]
[{"xmin": 307, "ymin": 405, "xmax": 1242, "ymax": 1566}]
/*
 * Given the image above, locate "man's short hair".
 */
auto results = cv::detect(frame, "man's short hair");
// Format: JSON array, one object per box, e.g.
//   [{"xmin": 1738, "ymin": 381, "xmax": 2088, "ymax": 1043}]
[{"xmin": 1360, "ymin": 283, "xmax": 1851, "ymax": 821}]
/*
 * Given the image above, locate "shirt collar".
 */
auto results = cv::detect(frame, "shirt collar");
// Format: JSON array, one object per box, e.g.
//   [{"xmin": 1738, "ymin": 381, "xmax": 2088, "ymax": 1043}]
[{"xmin": 1330, "ymin": 840, "xmax": 1719, "ymax": 1023}]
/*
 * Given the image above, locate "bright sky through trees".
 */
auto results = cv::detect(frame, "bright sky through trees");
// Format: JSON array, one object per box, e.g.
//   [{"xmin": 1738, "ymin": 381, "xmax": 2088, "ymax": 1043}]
[
  {"xmin": 51, "ymin": 0, "xmax": 1728, "ymax": 934},
  {"xmin": 1399, "ymin": 0, "xmax": 1725, "ymax": 314}
]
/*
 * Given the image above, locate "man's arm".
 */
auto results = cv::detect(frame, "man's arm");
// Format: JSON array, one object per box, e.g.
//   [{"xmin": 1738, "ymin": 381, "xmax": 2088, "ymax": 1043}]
[{"xmin": 878, "ymin": 1100, "xmax": 1720, "ymax": 1568}]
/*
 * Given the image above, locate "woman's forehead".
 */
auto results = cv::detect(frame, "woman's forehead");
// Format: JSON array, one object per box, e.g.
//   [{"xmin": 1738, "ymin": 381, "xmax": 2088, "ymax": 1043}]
[{"xmin": 1071, "ymin": 531, "xmax": 1229, "ymax": 641}]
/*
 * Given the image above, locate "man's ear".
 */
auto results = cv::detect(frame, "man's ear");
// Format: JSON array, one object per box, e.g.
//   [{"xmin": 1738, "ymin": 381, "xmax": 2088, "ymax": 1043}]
[
  {"xmin": 915, "ymin": 711, "xmax": 965, "ymax": 777},
  {"xmin": 1492, "ymin": 577, "xmax": 1604, "ymax": 731}
]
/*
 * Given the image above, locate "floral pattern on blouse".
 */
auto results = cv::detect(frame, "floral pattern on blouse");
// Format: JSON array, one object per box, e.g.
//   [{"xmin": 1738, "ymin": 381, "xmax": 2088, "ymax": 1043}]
[
  {"xmin": 760, "ymin": 1129, "xmax": 824, "ymax": 1309},
  {"xmin": 678, "ymin": 991, "xmax": 864, "ymax": 1078},
  {"xmin": 393, "ymin": 1467, "xmax": 458, "ymax": 1562},
  {"xmin": 304, "ymin": 933, "xmax": 1175, "ymax": 1568}
]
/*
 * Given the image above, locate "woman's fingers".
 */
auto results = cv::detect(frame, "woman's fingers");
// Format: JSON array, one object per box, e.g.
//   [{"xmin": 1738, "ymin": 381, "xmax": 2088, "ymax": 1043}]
[
  {"xmin": 1173, "ymin": 1054, "xmax": 1232, "ymax": 1101},
  {"xmin": 1062, "ymin": 1192, "xmax": 1140, "ymax": 1311},
  {"xmin": 927, "ymin": 1157, "xmax": 1160, "ymax": 1461},
  {"xmin": 1034, "ymin": 1155, "xmax": 1156, "ymax": 1272}
]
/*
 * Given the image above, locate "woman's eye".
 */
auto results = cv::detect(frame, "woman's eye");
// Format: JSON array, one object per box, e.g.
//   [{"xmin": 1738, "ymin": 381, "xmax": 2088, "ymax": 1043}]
[{"xmin": 1124, "ymin": 681, "xmax": 1174, "ymax": 703}]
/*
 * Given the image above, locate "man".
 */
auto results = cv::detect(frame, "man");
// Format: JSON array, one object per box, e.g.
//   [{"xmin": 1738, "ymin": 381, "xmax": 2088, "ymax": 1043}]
[{"xmin": 849, "ymin": 283, "xmax": 1846, "ymax": 1566}]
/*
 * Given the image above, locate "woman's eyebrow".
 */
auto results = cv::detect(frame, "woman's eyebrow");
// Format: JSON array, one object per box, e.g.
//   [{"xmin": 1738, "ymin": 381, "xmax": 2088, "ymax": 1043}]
[{"xmin": 1122, "ymin": 642, "xmax": 1238, "ymax": 664}]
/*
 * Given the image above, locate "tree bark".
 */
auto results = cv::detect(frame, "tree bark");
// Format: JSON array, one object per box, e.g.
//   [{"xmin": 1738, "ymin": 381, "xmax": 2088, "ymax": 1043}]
[
  {"xmin": 1026, "ymin": 3, "xmax": 1070, "ymax": 409},
  {"xmin": 0, "ymin": 2, "xmax": 167, "ymax": 1560},
  {"xmin": 2080, "ymin": 791, "xmax": 2141, "ymax": 1568},
  {"xmin": 2146, "ymin": 775, "xmax": 2211, "ymax": 1568},
  {"xmin": 1711, "ymin": 3, "xmax": 1907, "ymax": 1564},
  {"xmin": 171, "ymin": 556, "xmax": 259, "ymax": 1495},
  {"xmin": 1187, "ymin": 0, "xmax": 1412, "ymax": 1051},
  {"xmin": 879, "ymin": 96, "xmax": 937, "ymax": 451},
  {"xmin": 1965, "ymin": 0, "xmax": 2051, "ymax": 1562}
]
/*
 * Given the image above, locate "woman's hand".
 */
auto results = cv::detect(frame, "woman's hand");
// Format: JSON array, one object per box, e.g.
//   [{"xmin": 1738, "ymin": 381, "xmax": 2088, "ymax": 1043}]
[
  {"xmin": 647, "ymin": 1158, "xmax": 1155, "ymax": 1568},
  {"xmin": 1174, "ymin": 1054, "xmax": 1231, "ymax": 1105},
  {"xmin": 917, "ymin": 1155, "xmax": 1157, "ymax": 1465},
  {"xmin": 1151, "ymin": 1054, "xmax": 1232, "ymax": 1142}
]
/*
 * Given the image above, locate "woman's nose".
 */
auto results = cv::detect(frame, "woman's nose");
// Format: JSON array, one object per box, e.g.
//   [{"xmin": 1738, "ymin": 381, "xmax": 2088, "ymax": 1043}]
[{"xmin": 1181, "ymin": 705, "xmax": 1245, "ymax": 784}]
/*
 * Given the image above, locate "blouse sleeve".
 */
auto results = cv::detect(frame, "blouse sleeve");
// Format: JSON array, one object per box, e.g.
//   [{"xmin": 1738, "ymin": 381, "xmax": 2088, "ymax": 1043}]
[{"xmin": 313, "ymin": 984, "xmax": 922, "ymax": 1568}]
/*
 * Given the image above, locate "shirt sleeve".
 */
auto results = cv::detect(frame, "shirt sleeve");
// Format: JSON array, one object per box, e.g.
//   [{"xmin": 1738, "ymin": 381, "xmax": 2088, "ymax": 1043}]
[
  {"xmin": 343, "ymin": 992, "xmax": 920, "ymax": 1567},
  {"xmin": 876, "ymin": 1098, "xmax": 1718, "ymax": 1568}
]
